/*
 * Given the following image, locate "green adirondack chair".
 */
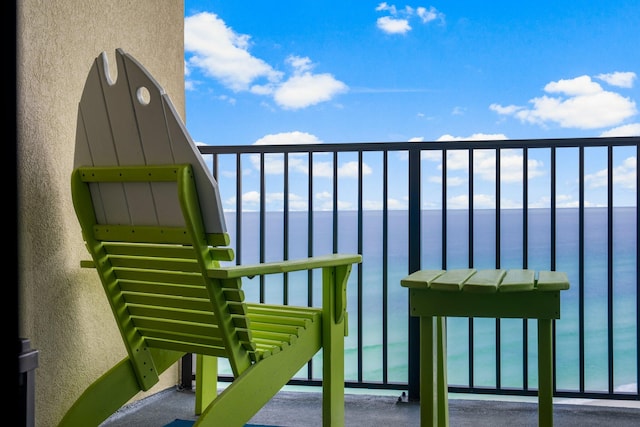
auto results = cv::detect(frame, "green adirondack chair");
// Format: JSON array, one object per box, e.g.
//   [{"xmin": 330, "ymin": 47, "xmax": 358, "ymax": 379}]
[{"xmin": 60, "ymin": 48, "xmax": 361, "ymax": 427}]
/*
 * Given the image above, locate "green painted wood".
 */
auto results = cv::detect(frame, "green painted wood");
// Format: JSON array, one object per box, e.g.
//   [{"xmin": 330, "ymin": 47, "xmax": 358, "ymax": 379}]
[
  {"xmin": 195, "ymin": 354, "xmax": 218, "ymax": 415},
  {"xmin": 430, "ymin": 269, "xmax": 477, "ymax": 291},
  {"xmin": 65, "ymin": 50, "xmax": 361, "ymax": 427},
  {"xmin": 538, "ymin": 319, "xmax": 554, "ymax": 426},
  {"xmin": 69, "ymin": 162, "xmax": 360, "ymax": 426},
  {"xmin": 403, "ymin": 268, "xmax": 570, "ymax": 427},
  {"xmin": 207, "ymin": 253, "xmax": 362, "ymax": 279},
  {"xmin": 409, "ymin": 288, "xmax": 562, "ymax": 319},
  {"xmin": 461, "ymin": 269, "xmax": 506, "ymax": 293},
  {"xmin": 537, "ymin": 271, "xmax": 570, "ymax": 291},
  {"xmin": 400, "ymin": 269, "xmax": 446, "ymax": 289},
  {"xmin": 499, "ymin": 269, "xmax": 535, "ymax": 292}
]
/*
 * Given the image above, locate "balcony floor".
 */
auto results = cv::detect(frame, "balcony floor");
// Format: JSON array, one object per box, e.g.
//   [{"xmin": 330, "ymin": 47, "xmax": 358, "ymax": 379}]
[{"xmin": 100, "ymin": 386, "xmax": 640, "ymax": 427}]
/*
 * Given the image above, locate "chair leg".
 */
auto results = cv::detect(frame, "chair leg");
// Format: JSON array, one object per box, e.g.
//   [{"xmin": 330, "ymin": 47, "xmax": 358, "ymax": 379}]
[
  {"xmin": 58, "ymin": 357, "xmax": 142, "ymax": 427},
  {"xmin": 322, "ymin": 310, "xmax": 345, "ymax": 427},
  {"xmin": 195, "ymin": 326, "xmax": 322, "ymax": 427},
  {"xmin": 322, "ymin": 267, "xmax": 347, "ymax": 427},
  {"xmin": 538, "ymin": 319, "xmax": 553, "ymax": 426},
  {"xmin": 195, "ymin": 354, "xmax": 218, "ymax": 415}
]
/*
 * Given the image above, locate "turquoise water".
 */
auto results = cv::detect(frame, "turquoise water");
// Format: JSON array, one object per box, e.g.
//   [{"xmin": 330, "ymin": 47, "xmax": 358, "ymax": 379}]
[{"xmin": 220, "ymin": 207, "xmax": 638, "ymax": 395}]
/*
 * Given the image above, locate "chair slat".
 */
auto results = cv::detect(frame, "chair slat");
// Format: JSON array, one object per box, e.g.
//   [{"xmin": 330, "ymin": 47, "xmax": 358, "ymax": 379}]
[
  {"xmin": 120, "ymin": 281, "xmax": 209, "ymax": 299},
  {"xmin": 115, "ymin": 269, "xmax": 205, "ymax": 286},
  {"xmin": 128, "ymin": 305, "xmax": 216, "ymax": 324},
  {"xmin": 123, "ymin": 294, "xmax": 213, "ymax": 312},
  {"xmin": 110, "ymin": 256, "xmax": 201, "ymax": 273},
  {"xmin": 132, "ymin": 317, "xmax": 218, "ymax": 337}
]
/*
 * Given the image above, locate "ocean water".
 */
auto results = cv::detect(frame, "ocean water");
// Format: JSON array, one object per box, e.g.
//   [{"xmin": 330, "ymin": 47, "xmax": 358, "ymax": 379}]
[{"xmin": 219, "ymin": 207, "xmax": 638, "ymax": 395}]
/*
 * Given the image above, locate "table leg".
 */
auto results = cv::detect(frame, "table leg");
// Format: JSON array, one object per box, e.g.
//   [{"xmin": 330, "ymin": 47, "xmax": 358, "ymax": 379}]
[
  {"xmin": 538, "ymin": 318, "xmax": 553, "ymax": 426},
  {"xmin": 421, "ymin": 316, "xmax": 436, "ymax": 426},
  {"xmin": 436, "ymin": 316, "xmax": 449, "ymax": 427},
  {"xmin": 421, "ymin": 316, "xmax": 449, "ymax": 427}
]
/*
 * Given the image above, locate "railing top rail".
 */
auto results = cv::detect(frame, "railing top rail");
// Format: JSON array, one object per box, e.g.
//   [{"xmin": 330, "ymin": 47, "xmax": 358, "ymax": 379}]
[{"xmin": 198, "ymin": 136, "xmax": 639, "ymax": 155}]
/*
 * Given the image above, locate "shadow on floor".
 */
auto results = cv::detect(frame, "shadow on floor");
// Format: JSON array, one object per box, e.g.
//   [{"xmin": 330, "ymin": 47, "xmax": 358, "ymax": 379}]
[{"xmin": 100, "ymin": 386, "xmax": 640, "ymax": 427}]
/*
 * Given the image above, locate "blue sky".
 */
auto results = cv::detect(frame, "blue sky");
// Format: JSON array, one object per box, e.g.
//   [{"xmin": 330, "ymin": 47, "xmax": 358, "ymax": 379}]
[{"xmin": 183, "ymin": 1, "xmax": 640, "ymax": 211}]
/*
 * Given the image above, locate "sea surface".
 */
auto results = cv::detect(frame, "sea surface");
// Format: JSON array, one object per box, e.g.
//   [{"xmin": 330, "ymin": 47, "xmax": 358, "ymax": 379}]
[{"xmin": 218, "ymin": 207, "xmax": 638, "ymax": 395}]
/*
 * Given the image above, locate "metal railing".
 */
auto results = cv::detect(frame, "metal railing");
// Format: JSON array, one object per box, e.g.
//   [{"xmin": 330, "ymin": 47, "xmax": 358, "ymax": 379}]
[{"xmin": 188, "ymin": 136, "xmax": 639, "ymax": 402}]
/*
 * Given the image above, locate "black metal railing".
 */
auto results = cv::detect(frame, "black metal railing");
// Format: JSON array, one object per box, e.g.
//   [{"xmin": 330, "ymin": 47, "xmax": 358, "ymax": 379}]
[{"xmin": 186, "ymin": 136, "xmax": 639, "ymax": 403}]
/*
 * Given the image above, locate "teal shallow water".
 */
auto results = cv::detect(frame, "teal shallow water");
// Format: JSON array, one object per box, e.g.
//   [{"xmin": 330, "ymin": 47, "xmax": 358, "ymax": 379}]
[{"xmin": 219, "ymin": 208, "xmax": 638, "ymax": 394}]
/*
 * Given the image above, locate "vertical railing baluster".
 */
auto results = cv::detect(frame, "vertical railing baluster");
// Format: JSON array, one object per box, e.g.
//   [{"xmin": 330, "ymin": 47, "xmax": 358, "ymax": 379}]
[
  {"xmin": 408, "ymin": 145, "xmax": 421, "ymax": 400},
  {"xmin": 495, "ymin": 147, "xmax": 502, "ymax": 391},
  {"xmin": 550, "ymin": 146, "xmax": 557, "ymax": 395},
  {"xmin": 636, "ymin": 141, "xmax": 640, "ymax": 398},
  {"xmin": 357, "ymin": 151, "xmax": 364, "ymax": 383},
  {"xmin": 607, "ymin": 145, "xmax": 614, "ymax": 393},
  {"xmin": 522, "ymin": 147, "xmax": 529, "ymax": 392},
  {"xmin": 283, "ymin": 153, "xmax": 289, "ymax": 305},
  {"xmin": 579, "ymin": 146, "xmax": 586, "ymax": 393},
  {"xmin": 259, "ymin": 152, "xmax": 266, "ymax": 302},
  {"xmin": 382, "ymin": 150, "xmax": 389, "ymax": 385},
  {"xmin": 307, "ymin": 152, "xmax": 314, "ymax": 380},
  {"xmin": 236, "ymin": 154, "xmax": 242, "ymax": 266}
]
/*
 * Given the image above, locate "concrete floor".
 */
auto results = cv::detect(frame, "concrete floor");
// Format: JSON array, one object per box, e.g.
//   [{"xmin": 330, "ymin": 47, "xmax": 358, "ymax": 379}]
[
  {"xmin": 101, "ymin": 388, "xmax": 640, "ymax": 427},
  {"xmin": 99, "ymin": 386, "xmax": 640, "ymax": 427}
]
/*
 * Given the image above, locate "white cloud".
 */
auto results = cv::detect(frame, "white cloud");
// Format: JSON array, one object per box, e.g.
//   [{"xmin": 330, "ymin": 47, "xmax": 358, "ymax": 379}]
[
  {"xmin": 451, "ymin": 106, "xmax": 465, "ymax": 115},
  {"xmin": 584, "ymin": 156, "xmax": 637, "ymax": 190},
  {"xmin": 231, "ymin": 190, "xmax": 311, "ymax": 211},
  {"xmin": 246, "ymin": 133, "xmax": 373, "ymax": 179},
  {"xmin": 184, "ymin": 12, "xmax": 347, "ymax": 110},
  {"xmin": 417, "ymin": 6, "xmax": 443, "ymax": 24},
  {"xmin": 600, "ymin": 123, "xmax": 640, "ymax": 137},
  {"xmin": 375, "ymin": 3, "xmax": 444, "ymax": 35},
  {"xmin": 423, "ymin": 140, "xmax": 545, "ymax": 184},
  {"xmin": 490, "ymin": 75, "xmax": 638, "ymax": 129},
  {"xmin": 242, "ymin": 190, "xmax": 261, "ymax": 204},
  {"xmin": 272, "ymin": 56, "xmax": 348, "ymax": 109},
  {"xmin": 376, "ymin": 2, "xmax": 397, "ymax": 14},
  {"xmin": 316, "ymin": 191, "xmax": 332, "ymax": 200},
  {"xmin": 248, "ymin": 153, "xmax": 309, "ymax": 175},
  {"xmin": 184, "ymin": 12, "xmax": 280, "ymax": 91},
  {"xmin": 377, "ymin": 16, "xmax": 411, "ymax": 34},
  {"xmin": 448, "ymin": 194, "xmax": 469, "ymax": 209},
  {"xmin": 545, "ymin": 75, "xmax": 602, "ymax": 96},
  {"xmin": 363, "ymin": 199, "xmax": 403, "ymax": 210},
  {"xmin": 596, "ymin": 71, "xmax": 636, "ymax": 88},
  {"xmin": 337, "ymin": 161, "xmax": 373, "ymax": 178},
  {"xmin": 254, "ymin": 131, "xmax": 323, "ymax": 145},
  {"xmin": 473, "ymin": 194, "xmax": 495, "ymax": 209},
  {"xmin": 436, "ymin": 133, "xmax": 507, "ymax": 141}
]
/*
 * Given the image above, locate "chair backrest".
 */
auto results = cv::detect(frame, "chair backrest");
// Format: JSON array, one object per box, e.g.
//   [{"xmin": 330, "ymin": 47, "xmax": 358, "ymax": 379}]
[
  {"xmin": 72, "ymin": 49, "xmax": 255, "ymax": 390},
  {"xmin": 74, "ymin": 48, "xmax": 225, "ymax": 234}
]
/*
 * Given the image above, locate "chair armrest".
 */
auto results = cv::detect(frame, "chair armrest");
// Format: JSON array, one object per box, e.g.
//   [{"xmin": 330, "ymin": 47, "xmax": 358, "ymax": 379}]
[{"xmin": 206, "ymin": 253, "xmax": 362, "ymax": 279}]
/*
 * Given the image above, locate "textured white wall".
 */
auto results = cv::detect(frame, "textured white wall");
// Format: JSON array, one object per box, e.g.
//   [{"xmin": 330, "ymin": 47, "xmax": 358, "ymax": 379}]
[{"xmin": 17, "ymin": 1, "xmax": 185, "ymax": 425}]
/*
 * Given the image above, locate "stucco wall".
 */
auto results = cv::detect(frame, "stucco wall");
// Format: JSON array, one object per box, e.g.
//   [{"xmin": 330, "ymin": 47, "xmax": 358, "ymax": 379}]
[{"xmin": 17, "ymin": 1, "xmax": 185, "ymax": 425}]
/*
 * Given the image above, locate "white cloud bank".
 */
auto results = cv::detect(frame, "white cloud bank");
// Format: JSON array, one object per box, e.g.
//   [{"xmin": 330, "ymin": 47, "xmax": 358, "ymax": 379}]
[
  {"xmin": 375, "ymin": 3, "xmax": 444, "ymax": 35},
  {"xmin": 490, "ymin": 74, "xmax": 638, "ymax": 131},
  {"xmin": 184, "ymin": 12, "xmax": 347, "ymax": 110}
]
